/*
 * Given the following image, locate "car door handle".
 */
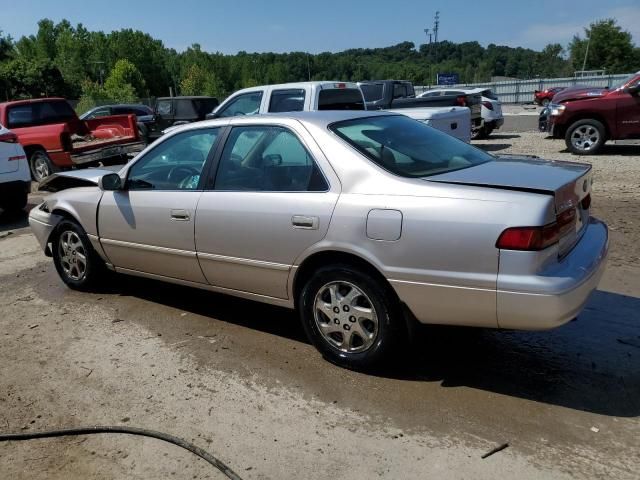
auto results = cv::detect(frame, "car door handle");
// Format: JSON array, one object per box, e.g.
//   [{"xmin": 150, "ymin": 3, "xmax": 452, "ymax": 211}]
[
  {"xmin": 170, "ymin": 209, "xmax": 190, "ymax": 221},
  {"xmin": 292, "ymin": 215, "xmax": 319, "ymax": 230}
]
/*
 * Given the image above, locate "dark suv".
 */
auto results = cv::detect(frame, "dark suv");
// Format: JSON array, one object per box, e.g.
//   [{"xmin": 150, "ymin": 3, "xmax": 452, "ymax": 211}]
[{"xmin": 147, "ymin": 96, "xmax": 219, "ymax": 141}]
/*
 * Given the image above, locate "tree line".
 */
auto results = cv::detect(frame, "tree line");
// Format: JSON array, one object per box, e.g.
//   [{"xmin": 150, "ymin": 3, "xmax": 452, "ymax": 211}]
[{"xmin": 0, "ymin": 18, "xmax": 637, "ymax": 111}]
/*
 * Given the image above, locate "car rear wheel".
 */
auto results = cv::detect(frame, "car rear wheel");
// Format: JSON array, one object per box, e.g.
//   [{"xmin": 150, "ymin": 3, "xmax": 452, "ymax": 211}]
[
  {"xmin": 299, "ymin": 264, "xmax": 404, "ymax": 370},
  {"xmin": 29, "ymin": 150, "xmax": 58, "ymax": 182},
  {"xmin": 565, "ymin": 119, "xmax": 606, "ymax": 155},
  {"xmin": 542, "ymin": 98, "xmax": 551, "ymax": 107},
  {"xmin": 52, "ymin": 220, "xmax": 105, "ymax": 291}
]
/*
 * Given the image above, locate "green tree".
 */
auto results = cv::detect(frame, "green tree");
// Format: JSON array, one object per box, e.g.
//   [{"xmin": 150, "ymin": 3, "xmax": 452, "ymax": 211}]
[
  {"xmin": 569, "ymin": 19, "xmax": 635, "ymax": 73},
  {"xmin": 103, "ymin": 58, "xmax": 146, "ymax": 99}
]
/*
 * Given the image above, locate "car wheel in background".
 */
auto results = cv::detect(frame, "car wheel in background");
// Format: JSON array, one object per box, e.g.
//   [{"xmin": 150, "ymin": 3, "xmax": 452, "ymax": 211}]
[
  {"xmin": 299, "ymin": 264, "xmax": 404, "ymax": 370},
  {"xmin": 52, "ymin": 220, "xmax": 105, "ymax": 291},
  {"xmin": 472, "ymin": 126, "xmax": 489, "ymax": 140},
  {"xmin": 29, "ymin": 150, "xmax": 58, "ymax": 182},
  {"xmin": 565, "ymin": 119, "xmax": 606, "ymax": 155},
  {"xmin": 542, "ymin": 98, "xmax": 551, "ymax": 107}
]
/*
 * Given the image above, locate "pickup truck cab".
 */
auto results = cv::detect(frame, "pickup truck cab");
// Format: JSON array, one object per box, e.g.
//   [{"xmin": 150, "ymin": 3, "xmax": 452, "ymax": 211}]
[
  {"xmin": 208, "ymin": 81, "xmax": 470, "ymax": 142},
  {"xmin": 207, "ymin": 82, "xmax": 365, "ymax": 120},
  {"xmin": 0, "ymin": 98, "xmax": 144, "ymax": 181},
  {"xmin": 546, "ymin": 71, "xmax": 640, "ymax": 155}
]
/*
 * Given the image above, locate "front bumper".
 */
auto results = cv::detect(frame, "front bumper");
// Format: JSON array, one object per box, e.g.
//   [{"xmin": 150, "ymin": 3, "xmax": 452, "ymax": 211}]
[
  {"xmin": 497, "ymin": 218, "xmax": 608, "ymax": 330},
  {"xmin": 28, "ymin": 205, "xmax": 63, "ymax": 256}
]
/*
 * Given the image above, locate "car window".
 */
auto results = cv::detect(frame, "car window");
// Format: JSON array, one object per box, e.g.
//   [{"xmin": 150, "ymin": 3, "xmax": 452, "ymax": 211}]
[
  {"xmin": 444, "ymin": 91, "xmax": 464, "ymax": 95},
  {"xmin": 127, "ymin": 128, "xmax": 219, "ymax": 190},
  {"xmin": 359, "ymin": 83, "xmax": 384, "ymax": 102},
  {"xmin": 87, "ymin": 107, "xmax": 111, "ymax": 119},
  {"xmin": 176, "ymin": 100, "xmax": 198, "ymax": 118},
  {"xmin": 268, "ymin": 89, "xmax": 305, "ymax": 113},
  {"xmin": 393, "ymin": 83, "xmax": 407, "ymax": 99},
  {"xmin": 216, "ymin": 92, "xmax": 263, "ymax": 118},
  {"xmin": 331, "ymin": 115, "xmax": 493, "ymax": 178},
  {"xmin": 482, "ymin": 89, "xmax": 498, "ymax": 100},
  {"xmin": 421, "ymin": 91, "xmax": 441, "ymax": 97},
  {"xmin": 318, "ymin": 88, "xmax": 364, "ymax": 110},
  {"xmin": 214, "ymin": 126, "xmax": 328, "ymax": 192},
  {"xmin": 156, "ymin": 100, "xmax": 172, "ymax": 116},
  {"xmin": 7, "ymin": 101, "xmax": 76, "ymax": 129}
]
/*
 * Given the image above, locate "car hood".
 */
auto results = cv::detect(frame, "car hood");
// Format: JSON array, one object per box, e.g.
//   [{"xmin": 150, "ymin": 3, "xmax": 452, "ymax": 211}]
[
  {"xmin": 552, "ymin": 85, "xmax": 608, "ymax": 103},
  {"xmin": 39, "ymin": 165, "xmax": 123, "ymax": 192},
  {"xmin": 427, "ymin": 155, "xmax": 591, "ymax": 208}
]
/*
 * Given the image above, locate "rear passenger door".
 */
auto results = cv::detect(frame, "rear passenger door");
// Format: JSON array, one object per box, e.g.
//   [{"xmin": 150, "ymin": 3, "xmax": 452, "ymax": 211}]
[{"xmin": 195, "ymin": 122, "xmax": 339, "ymax": 299}]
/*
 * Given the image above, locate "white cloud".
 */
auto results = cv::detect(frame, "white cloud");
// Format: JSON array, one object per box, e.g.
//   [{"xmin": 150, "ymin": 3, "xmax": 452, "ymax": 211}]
[{"xmin": 513, "ymin": 5, "xmax": 640, "ymax": 49}]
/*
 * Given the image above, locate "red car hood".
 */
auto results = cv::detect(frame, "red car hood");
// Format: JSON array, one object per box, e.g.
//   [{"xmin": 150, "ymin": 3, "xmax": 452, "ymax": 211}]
[{"xmin": 552, "ymin": 85, "xmax": 608, "ymax": 103}]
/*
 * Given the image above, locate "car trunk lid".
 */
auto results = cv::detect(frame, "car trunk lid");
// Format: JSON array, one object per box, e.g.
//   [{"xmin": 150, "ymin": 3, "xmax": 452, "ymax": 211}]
[{"xmin": 428, "ymin": 156, "xmax": 593, "ymax": 256}]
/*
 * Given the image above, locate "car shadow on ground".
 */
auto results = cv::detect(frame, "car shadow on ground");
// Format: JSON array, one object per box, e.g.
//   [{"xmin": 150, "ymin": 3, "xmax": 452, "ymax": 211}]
[
  {"xmin": 485, "ymin": 134, "xmax": 521, "ymax": 140},
  {"xmin": 107, "ymin": 275, "xmax": 640, "ymax": 418},
  {"xmin": 560, "ymin": 144, "xmax": 640, "ymax": 156},
  {"xmin": 476, "ymin": 143, "xmax": 512, "ymax": 152}
]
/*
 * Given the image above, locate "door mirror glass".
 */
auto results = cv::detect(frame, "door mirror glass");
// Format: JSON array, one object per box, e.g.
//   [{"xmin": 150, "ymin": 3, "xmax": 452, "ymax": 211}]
[{"xmin": 99, "ymin": 173, "xmax": 123, "ymax": 191}]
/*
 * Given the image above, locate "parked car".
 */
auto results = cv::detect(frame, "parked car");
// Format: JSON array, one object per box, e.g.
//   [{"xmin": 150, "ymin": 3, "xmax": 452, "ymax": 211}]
[
  {"xmin": 359, "ymin": 80, "xmax": 482, "ymax": 133},
  {"xmin": 0, "ymin": 124, "xmax": 30, "ymax": 212},
  {"xmin": 30, "ymin": 111, "xmax": 608, "ymax": 369},
  {"xmin": 543, "ymin": 71, "xmax": 640, "ymax": 154},
  {"xmin": 147, "ymin": 96, "xmax": 219, "ymax": 141},
  {"xmin": 534, "ymin": 87, "xmax": 566, "ymax": 106},
  {"xmin": 419, "ymin": 87, "xmax": 504, "ymax": 139},
  {"xmin": 0, "ymin": 98, "xmax": 144, "ymax": 182},
  {"xmin": 79, "ymin": 104, "xmax": 154, "ymax": 144}
]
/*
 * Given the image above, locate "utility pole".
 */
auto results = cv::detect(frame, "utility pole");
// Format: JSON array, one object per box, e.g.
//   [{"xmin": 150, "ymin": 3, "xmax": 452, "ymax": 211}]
[
  {"xmin": 433, "ymin": 11, "xmax": 440, "ymax": 83},
  {"xmin": 581, "ymin": 34, "xmax": 591, "ymax": 73}
]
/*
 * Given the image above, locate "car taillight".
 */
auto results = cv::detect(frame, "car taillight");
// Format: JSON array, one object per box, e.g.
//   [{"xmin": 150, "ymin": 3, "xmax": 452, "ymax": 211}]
[
  {"xmin": 335, "ymin": 83, "xmax": 347, "ymax": 89},
  {"xmin": 0, "ymin": 131, "xmax": 18, "ymax": 143},
  {"xmin": 496, "ymin": 209, "xmax": 577, "ymax": 251},
  {"xmin": 61, "ymin": 132, "xmax": 73, "ymax": 152},
  {"xmin": 482, "ymin": 101, "xmax": 494, "ymax": 110},
  {"xmin": 456, "ymin": 95, "xmax": 467, "ymax": 107}
]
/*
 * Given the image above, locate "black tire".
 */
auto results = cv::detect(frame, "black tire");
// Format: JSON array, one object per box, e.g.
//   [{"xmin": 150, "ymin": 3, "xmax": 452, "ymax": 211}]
[
  {"xmin": 565, "ymin": 119, "xmax": 606, "ymax": 155},
  {"xmin": 299, "ymin": 264, "xmax": 404, "ymax": 370},
  {"xmin": 471, "ymin": 125, "xmax": 489, "ymax": 140},
  {"xmin": 0, "ymin": 189, "xmax": 28, "ymax": 212},
  {"xmin": 542, "ymin": 98, "xmax": 551, "ymax": 107},
  {"xmin": 52, "ymin": 220, "xmax": 106, "ymax": 291},
  {"xmin": 29, "ymin": 150, "xmax": 58, "ymax": 182},
  {"xmin": 137, "ymin": 123, "xmax": 149, "ymax": 146}
]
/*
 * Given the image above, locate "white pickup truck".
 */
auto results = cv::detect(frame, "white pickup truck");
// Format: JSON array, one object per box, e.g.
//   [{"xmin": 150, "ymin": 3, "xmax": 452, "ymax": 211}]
[{"xmin": 205, "ymin": 82, "xmax": 471, "ymax": 142}]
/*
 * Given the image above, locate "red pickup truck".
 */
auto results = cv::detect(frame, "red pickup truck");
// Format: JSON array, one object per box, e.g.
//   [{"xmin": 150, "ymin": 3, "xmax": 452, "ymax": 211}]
[
  {"xmin": 0, "ymin": 98, "xmax": 144, "ymax": 181},
  {"xmin": 545, "ymin": 71, "xmax": 640, "ymax": 155}
]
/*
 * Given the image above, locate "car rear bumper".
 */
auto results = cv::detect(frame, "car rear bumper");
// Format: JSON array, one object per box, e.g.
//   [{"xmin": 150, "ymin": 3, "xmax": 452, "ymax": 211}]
[
  {"xmin": 0, "ymin": 179, "xmax": 30, "ymax": 197},
  {"xmin": 497, "ymin": 218, "xmax": 608, "ymax": 330}
]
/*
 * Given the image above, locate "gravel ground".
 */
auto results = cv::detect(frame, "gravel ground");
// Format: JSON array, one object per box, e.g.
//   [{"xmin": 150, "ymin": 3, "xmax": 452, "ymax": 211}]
[{"xmin": 475, "ymin": 132, "xmax": 640, "ymax": 269}]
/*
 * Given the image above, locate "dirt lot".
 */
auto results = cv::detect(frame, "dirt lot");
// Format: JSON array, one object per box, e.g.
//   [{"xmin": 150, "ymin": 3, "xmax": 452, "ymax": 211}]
[{"xmin": 0, "ymin": 133, "xmax": 639, "ymax": 479}]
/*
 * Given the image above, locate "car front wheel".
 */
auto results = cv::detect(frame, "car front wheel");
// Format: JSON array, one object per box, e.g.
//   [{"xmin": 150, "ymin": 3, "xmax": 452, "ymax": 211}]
[
  {"xmin": 299, "ymin": 264, "xmax": 404, "ymax": 370},
  {"xmin": 52, "ymin": 220, "xmax": 105, "ymax": 290},
  {"xmin": 565, "ymin": 119, "xmax": 606, "ymax": 155}
]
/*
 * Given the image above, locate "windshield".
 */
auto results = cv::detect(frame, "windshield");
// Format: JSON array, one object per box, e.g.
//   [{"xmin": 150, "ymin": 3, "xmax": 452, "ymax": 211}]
[
  {"xmin": 610, "ymin": 72, "xmax": 639, "ymax": 91},
  {"xmin": 330, "ymin": 115, "xmax": 493, "ymax": 178}
]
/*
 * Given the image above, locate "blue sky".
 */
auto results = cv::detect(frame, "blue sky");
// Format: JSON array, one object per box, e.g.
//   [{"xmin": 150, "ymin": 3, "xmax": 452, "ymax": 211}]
[{"xmin": 2, "ymin": 0, "xmax": 639, "ymax": 53}]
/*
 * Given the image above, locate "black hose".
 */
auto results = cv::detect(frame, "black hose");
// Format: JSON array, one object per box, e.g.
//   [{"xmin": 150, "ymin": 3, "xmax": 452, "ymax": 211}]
[{"xmin": 0, "ymin": 425, "xmax": 244, "ymax": 480}]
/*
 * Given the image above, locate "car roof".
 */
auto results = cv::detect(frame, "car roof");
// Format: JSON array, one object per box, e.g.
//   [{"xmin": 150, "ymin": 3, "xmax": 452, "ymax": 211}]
[
  {"xmin": 231, "ymin": 81, "xmax": 360, "ymax": 94},
  {"xmin": 172, "ymin": 110, "xmax": 395, "ymax": 132},
  {"xmin": 156, "ymin": 96, "xmax": 217, "ymax": 101},
  {"xmin": 0, "ymin": 97, "xmax": 68, "ymax": 107}
]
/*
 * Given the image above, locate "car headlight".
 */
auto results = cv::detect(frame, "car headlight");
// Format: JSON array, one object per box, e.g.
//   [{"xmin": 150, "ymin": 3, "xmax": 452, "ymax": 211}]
[{"xmin": 549, "ymin": 104, "xmax": 566, "ymax": 116}]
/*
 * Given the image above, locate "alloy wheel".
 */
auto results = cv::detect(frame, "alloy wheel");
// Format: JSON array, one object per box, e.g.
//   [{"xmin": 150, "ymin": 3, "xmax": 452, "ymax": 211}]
[
  {"xmin": 33, "ymin": 154, "xmax": 50, "ymax": 181},
  {"xmin": 571, "ymin": 125, "xmax": 600, "ymax": 152},
  {"xmin": 58, "ymin": 230, "xmax": 88, "ymax": 281},
  {"xmin": 313, "ymin": 281, "xmax": 379, "ymax": 353}
]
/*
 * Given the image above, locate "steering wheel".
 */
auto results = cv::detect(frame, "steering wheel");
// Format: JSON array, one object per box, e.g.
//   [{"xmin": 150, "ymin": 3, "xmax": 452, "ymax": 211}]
[{"xmin": 167, "ymin": 166, "xmax": 199, "ymax": 184}]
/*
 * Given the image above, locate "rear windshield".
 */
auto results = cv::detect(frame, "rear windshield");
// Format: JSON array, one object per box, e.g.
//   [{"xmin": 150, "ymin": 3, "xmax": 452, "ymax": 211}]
[
  {"xmin": 360, "ymin": 83, "xmax": 384, "ymax": 102},
  {"xmin": 269, "ymin": 89, "xmax": 305, "ymax": 112},
  {"xmin": 318, "ymin": 89, "xmax": 364, "ymax": 110},
  {"xmin": 7, "ymin": 100, "xmax": 76, "ymax": 128},
  {"xmin": 330, "ymin": 115, "xmax": 493, "ymax": 178}
]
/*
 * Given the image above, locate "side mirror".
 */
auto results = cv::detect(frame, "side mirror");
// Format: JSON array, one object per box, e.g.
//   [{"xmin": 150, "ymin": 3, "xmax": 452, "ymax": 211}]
[
  {"xmin": 99, "ymin": 173, "xmax": 123, "ymax": 191},
  {"xmin": 626, "ymin": 84, "xmax": 640, "ymax": 95}
]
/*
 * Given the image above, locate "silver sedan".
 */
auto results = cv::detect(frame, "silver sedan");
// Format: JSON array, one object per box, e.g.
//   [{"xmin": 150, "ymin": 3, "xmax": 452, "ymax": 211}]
[{"xmin": 29, "ymin": 111, "xmax": 608, "ymax": 369}]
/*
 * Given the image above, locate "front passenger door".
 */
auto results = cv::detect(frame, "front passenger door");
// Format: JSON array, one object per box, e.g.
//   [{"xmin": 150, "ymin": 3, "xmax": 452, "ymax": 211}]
[
  {"xmin": 98, "ymin": 128, "xmax": 220, "ymax": 282},
  {"xmin": 617, "ymin": 79, "xmax": 640, "ymax": 139}
]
